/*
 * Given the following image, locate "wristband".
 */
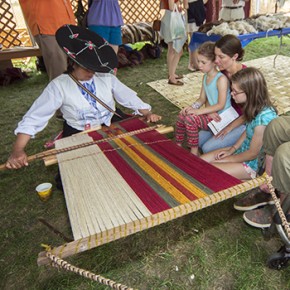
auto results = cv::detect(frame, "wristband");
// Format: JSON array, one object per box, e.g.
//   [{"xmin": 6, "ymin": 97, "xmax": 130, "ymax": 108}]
[{"xmin": 192, "ymin": 102, "xmax": 201, "ymax": 109}]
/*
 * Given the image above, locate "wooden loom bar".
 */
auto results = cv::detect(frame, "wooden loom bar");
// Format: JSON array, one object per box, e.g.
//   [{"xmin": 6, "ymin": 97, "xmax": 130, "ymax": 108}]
[
  {"xmin": 43, "ymin": 126, "xmax": 174, "ymax": 167},
  {"xmin": 0, "ymin": 125, "xmax": 172, "ymax": 170},
  {"xmin": 37, "ymin": 175, "xmax": 266, "ymax": 266}
]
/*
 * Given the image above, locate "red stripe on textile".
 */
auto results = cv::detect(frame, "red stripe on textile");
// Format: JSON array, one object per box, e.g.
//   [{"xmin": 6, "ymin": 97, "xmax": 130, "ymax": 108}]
[
  {"xmin": 120, "ymin": 138, "xmax": 199, "ymax": 201},
  {"xmin": 118, "ymin": 119, "xmax": 241, "ymax": 192},
  {"xmin": 88, "ymin": 130, "xmax": 170, "ymax": 214}
]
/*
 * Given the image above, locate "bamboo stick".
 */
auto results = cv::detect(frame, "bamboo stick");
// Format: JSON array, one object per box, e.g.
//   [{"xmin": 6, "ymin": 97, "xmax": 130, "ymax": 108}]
[
  {"xmin": 0, "ymin": 125, "xmax": 172, "ymax": 171},
  {"xmin": 44, "ymin": 126, "xmax": 174, "ymax": 166}
]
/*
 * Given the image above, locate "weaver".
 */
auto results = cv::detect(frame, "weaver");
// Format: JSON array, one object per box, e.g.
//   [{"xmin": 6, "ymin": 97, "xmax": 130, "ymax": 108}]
[{"xmin": 38, "ymin": 118, "xmax": 265, "ymax": 266}]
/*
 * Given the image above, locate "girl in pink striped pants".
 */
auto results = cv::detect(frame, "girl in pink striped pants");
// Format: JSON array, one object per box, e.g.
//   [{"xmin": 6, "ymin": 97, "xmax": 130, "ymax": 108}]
[{"xmin": 175, "ymin": 41, "xmax": 232, "ymax": 155}]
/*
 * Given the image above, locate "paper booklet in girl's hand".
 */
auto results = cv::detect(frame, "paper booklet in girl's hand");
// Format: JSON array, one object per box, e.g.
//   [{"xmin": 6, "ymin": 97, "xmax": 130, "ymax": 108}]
[{"xmin": 208, "ymin": 106, "xmax": 239, "ymax": 135}]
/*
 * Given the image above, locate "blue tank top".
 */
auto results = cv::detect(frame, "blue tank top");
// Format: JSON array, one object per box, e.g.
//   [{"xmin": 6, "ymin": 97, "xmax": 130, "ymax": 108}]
[{"xmin": 203, "ymin": 71, "xmax": 231, "ymax": 114}]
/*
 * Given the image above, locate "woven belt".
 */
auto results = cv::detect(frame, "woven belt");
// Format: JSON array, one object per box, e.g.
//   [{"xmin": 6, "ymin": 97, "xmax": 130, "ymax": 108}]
[{"xmin": 223, "ymin": 6, "xmax": 243, "ymax": 9}]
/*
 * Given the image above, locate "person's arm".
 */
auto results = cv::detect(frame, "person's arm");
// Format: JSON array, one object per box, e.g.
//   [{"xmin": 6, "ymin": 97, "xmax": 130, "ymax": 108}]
[
  {"xmin": 138, "ymin": 109, "xmax": 162, "ymax": 123},
  {"xmin": 181, "ymin": 75, "xmax": 207, "ymax": 115},
  {"xmin": 168, "ymin": 0, "xmax": 175, "ymax": 10},
  {"xmin": 111, "ymin": 75, "xmax": 161, "ymax": 122},
  {"xmin": 215, "ymin": 114, "xmax": 246, "ymax": 139},
  {"xmin": 191, "ymin": 74, "xmax": 229, "ymax": 116},
  {"xmin": 201, "ymin": 130, "xmax": 246, "ymax": 163},
  {"xmin": 5, "ymin": 133, "xmax": 31, "ymax": 169},
  {"xmin": 5, "ymin": 81, "xmax": 62, "ymax": 169},
  {"xmin": 215, "ymin": 125, "xmax": 265, "ymax": 163}
]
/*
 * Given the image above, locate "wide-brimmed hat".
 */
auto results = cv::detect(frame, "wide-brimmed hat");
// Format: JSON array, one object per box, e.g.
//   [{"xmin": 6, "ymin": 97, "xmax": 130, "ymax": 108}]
[{"xmin": 56, "ymin": 24, "xmax": 118, "ymax": 73}]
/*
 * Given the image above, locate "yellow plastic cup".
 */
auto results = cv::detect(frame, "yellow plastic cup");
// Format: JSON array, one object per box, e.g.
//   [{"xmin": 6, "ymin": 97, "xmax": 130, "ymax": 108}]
[{"xmin": 35, "ymin": 183, "xmax": 52, "ymax": 201}]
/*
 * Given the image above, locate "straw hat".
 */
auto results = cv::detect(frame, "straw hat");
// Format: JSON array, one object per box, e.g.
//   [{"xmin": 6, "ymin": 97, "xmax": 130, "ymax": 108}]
[{"xmin": 56, "ymin": 24, "xmax": 118, "ymax": 73}]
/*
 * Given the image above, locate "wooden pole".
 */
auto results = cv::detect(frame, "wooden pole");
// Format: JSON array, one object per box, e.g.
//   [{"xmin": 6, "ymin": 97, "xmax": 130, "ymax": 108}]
[
  {"xmin": 0, "ymin": 125, "xmax": 173, "ymax": 171},
  {"xmin": 37, "ymin": 176, "xmax": 266, "ymax": 266}
]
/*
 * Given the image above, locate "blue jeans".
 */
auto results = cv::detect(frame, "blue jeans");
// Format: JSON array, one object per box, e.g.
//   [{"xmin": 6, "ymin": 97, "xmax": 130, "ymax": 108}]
[{"xmin": 199, "ymin": 125, "xmax": 246, "ymax": 153}]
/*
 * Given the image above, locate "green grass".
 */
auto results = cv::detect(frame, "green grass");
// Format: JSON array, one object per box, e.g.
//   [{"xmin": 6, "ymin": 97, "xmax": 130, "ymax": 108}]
[{"xmin": 1, "ymin": 36, "xmax": 290, "ymax": 290}]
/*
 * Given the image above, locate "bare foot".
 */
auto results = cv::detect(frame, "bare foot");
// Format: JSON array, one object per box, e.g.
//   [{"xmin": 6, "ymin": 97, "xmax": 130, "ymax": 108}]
[{"xmin": 190, "ymin": 147, "xmax": 199, "ymax": 156}]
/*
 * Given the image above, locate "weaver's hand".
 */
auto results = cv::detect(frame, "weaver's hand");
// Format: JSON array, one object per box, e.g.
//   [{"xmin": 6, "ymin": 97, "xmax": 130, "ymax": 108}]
[
  {"xmin": 6, "ymin": 150, "xmax": 28, "ymax": 169},
  {"xmin": 146, "ymin": 113, "xmax": 162, "ymax": 123}
]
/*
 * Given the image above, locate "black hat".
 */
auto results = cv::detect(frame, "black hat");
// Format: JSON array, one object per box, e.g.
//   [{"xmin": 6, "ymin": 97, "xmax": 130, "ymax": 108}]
[{"xmin": 56, "ymin": 24, "xmax": 118, "ymax": 73}]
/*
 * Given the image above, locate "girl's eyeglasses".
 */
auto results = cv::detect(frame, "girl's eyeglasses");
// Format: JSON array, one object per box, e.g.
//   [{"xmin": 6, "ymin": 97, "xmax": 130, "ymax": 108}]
[{"xmin": 231, "ymin": 90, "xmax": 244, "ymax": 96}]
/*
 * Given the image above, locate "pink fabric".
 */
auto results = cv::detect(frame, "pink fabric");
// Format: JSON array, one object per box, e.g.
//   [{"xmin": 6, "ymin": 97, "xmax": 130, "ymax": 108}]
[{"xmin": 176, "ymin": 113, "xmax": 212, "ymax": 147}]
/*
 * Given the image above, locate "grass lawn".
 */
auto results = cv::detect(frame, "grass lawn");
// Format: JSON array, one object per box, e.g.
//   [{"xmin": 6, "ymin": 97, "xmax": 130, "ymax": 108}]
[{"xmin": 1, "ymin": 36, "xmax": 290, "ymax": 290}]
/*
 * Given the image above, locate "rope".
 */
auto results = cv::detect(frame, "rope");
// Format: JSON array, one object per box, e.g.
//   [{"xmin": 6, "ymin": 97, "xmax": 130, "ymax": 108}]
[
  {"xmin": 57, "ymin": 138, "xmax": 171, "ymax": 166},
  {"xmin": 46, "ymin": 252, "xmax": 135, "ymax": 290},
  {"xmin": 265, "ymin": 174, "xmax": 290, "ymax": 239},
  {"xmin": 37, "ymin": 125, "xmax": 162, "ymax": 160}
]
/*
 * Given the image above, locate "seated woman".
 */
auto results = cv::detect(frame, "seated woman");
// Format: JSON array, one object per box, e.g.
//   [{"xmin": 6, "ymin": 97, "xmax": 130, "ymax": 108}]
[
  {"xmin": 201, "ymin": 67, "xmax": 277, "ymax": 180},
  {"xmin": 175, "ymin": 41, "xmax": 231, "ymax": 156},
  {"xmin": 5, "ymin": 24, "xmax": 161, "ymax": 170},
  {"xmin": 199, "ymin": 34, "xmax": 247, "ymax": 153}
]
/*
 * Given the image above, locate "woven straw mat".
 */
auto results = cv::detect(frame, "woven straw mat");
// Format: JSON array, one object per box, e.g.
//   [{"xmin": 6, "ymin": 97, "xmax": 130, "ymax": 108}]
[{"xmin": 147, "ymin": 55, "xmax": 290, "ymax": 115}]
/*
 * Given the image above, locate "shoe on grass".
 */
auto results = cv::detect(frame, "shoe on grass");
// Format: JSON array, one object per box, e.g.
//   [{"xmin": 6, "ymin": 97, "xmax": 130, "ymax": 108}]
[
  {"xmin": 234, "ymin": 189, "xmax": 277, "ymax": 211},
  {"xmin": 243, "ymin": 204, "xmax": 276, "ymax": 228}
]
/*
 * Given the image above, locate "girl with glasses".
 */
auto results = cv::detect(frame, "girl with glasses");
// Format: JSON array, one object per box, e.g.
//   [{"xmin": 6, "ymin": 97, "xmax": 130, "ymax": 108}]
[{"xmin": 201, "ymin": 67, "xmax": 278, "ymax": 180}]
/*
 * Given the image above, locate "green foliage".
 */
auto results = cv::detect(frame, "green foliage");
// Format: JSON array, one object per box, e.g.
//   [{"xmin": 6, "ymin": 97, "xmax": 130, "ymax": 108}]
[{"xmin": 1, "ymin": 37, "xmax": 290, "ymax": 290}]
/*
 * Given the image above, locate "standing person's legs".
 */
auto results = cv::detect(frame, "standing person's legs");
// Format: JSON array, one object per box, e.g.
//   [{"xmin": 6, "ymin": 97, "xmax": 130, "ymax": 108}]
[
  {"xmin": 108, "ymin": 26, "xmax": 122, "ymax": 54},
  {"xmin": 168, "ymin": 42, "xmax": 183, "ymax": 85},
  {"xmin": 34, "ymin": 34, "xmax": 67, "ymax": 81},
  {"xmin": 88, "ymin": 25, "xmax": 121, "ymax": 55},
  {"xmin": 187, "ymin": 28, "xmax": 199, "ymax": 71},
  {"xmin": 188, "ymin": 49, "xmax": 199, "ymax": 71}
]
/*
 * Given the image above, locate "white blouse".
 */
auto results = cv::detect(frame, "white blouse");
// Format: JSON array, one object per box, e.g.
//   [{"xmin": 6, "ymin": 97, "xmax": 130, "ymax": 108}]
[{"xmin": 15, "ymin": 73, "xmax": 151, "ymax": 137}]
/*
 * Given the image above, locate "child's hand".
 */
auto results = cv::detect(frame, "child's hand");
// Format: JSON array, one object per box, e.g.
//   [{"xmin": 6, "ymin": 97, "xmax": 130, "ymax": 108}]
[
  {"xmin": 181, "ymin": 106, "xmax": 194, "ymax": 116},
  {"xmin": 186, "ymin": 108, "xmax": 198, "ymax": 115},
  {"xmin": 208, "ymin": 112, "xmax": 221, "ymax": 122},
  {"xmin": 215, "ymin": 149, "xmax": 232, "ymax": 160},
  {"xmin": 215, "ymin": 125, "xmax": 232, "ymax": 139}
]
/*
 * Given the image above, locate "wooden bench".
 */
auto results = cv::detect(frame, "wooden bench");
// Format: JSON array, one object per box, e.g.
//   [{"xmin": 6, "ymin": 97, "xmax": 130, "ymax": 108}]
[{"xmin": 0, "ymin": 47, "xmax": 42, "ymax": 70}]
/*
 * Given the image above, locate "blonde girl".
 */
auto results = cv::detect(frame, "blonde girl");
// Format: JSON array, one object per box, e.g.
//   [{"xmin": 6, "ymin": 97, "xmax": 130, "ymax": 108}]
[{"xmin": 175, "ymin": 41, "xmax": 231, "ymax": 155}]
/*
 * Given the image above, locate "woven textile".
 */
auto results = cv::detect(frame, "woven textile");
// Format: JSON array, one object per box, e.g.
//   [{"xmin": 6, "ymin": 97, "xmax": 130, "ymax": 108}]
[
  {"xmin": 37, "ymin": 118, "xmax": 265, "ymax": 265},
  {"xmin": 56, "ymin": 119, "xmax": 241, "ymax": 240},
  {"xmin": 147, "ymin": 55, "xmax": 290, "ymax": 115}
]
